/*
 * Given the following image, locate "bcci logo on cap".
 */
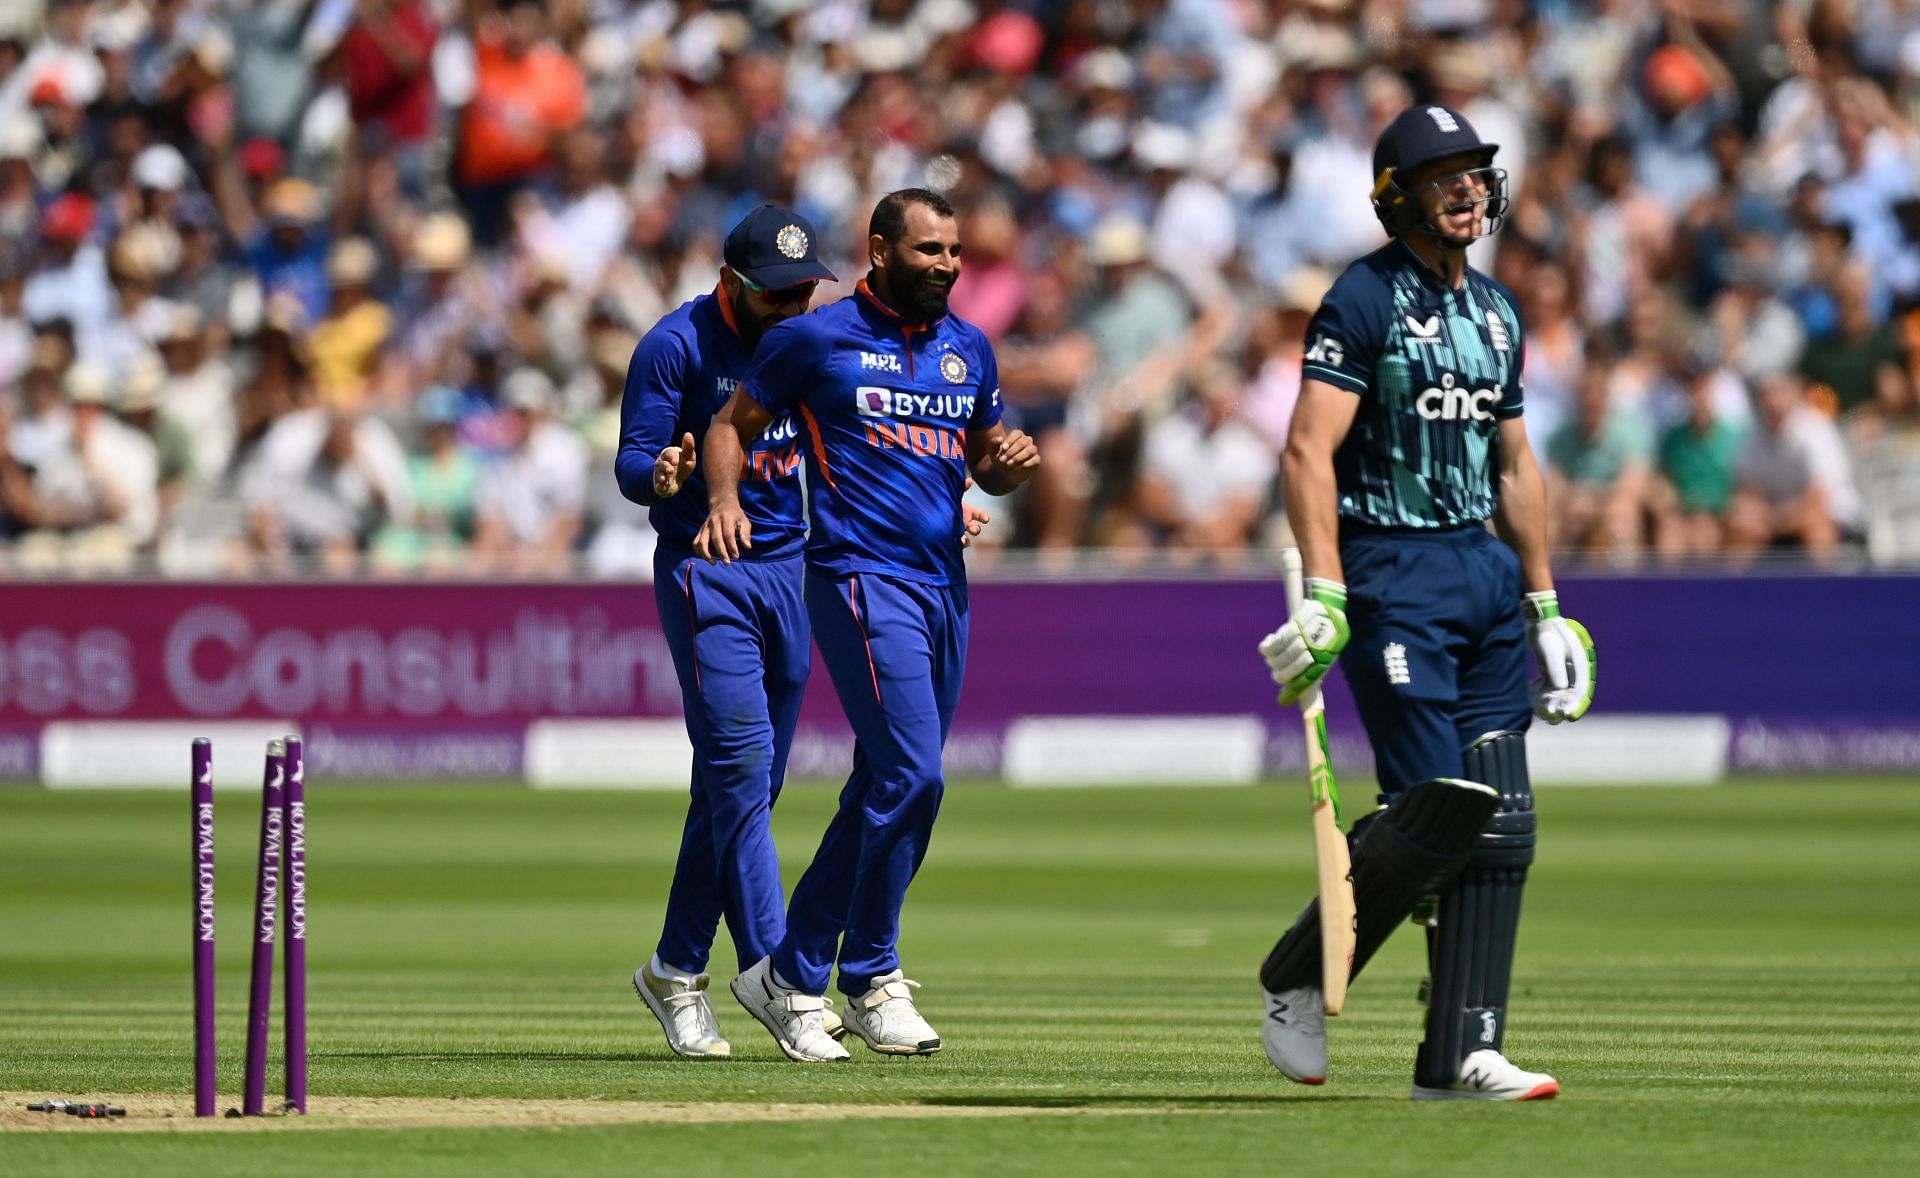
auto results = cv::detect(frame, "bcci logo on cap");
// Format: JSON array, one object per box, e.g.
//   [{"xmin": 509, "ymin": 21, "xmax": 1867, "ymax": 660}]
[{"xmin": 775, "ymin": 224, "xmax": 809, "ymax": 260}]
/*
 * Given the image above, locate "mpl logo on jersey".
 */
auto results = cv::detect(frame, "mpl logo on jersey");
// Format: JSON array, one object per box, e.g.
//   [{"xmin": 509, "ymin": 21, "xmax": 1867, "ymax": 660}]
[
  {"xmin": 859, "ymin": 351, "xmax": 904, "ymax": 375},
  {"xmin": 1415, "ymin": 374, "xmax": 1501, "ymax": 422}
]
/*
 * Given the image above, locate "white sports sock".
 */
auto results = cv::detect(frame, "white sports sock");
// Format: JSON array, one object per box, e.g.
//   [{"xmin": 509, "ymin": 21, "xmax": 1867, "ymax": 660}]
[{"xmin": 650, "ymin": 954, "xmax": 701, "ymax": 983}]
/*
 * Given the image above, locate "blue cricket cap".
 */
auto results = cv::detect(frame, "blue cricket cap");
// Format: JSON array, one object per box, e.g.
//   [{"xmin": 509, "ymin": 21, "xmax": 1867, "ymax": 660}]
[
  {"xmin": 723, "ymin": 205, "xmax": 837, "ymax": 290},
  {"xmin": 1371, "ymin": 105, "xmax": 1498, "ymax": 189}
]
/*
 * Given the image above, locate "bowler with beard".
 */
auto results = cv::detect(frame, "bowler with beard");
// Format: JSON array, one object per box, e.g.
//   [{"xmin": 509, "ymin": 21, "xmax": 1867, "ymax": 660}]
[
  {"xmin": 698, "ymin": 189, "xmax": 1040, "ymax": 1062},
  {"xmin": 615, "ymin": 205, "xmax": 836, "ymax": 1059}
]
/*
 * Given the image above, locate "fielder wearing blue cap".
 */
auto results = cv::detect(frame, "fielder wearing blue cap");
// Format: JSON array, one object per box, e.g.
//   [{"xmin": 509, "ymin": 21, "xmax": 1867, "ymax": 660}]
[
  {"xmin": 615, "ymin": 204, "xmax": 837, "ymax": 1058},
  {"xmin": 697, "ymin": 188, "xmax": 1040, "ymax": 1062},
  {"xmin": 1253, "ymin": 105, "xmax": 1596, "ymax": 1099}
]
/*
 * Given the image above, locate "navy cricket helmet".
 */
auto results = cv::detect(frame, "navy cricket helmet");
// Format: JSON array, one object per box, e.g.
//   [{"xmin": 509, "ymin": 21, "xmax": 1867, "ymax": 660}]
[{"xmin": 1369, "ymin": 105, "xmax": 1508, "ymax": 239}]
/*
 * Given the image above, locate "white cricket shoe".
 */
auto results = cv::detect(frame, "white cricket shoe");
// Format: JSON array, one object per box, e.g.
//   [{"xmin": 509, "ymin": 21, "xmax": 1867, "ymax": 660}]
[
  {"xmin": 1262, "ymin": 985, "xmax": 1327, "ymax": 1084},
  {"xmin": 1412, "ymin": 1049, "xmax": 1560, "ymax": 1101},
  {"xmin": 844, "ymin": 969, "xmax": 941, "ymax": 1055},
  {"xmin": 634, "ymin": 963, "xmax": 730, "ymax": 1058},
  {"xmin": 729, "ymin": 957, "xmax": 849, "ymax": 1063}
]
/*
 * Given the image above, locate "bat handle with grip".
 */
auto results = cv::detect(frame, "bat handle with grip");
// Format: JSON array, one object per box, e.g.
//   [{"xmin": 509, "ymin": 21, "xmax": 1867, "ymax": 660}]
[{"xmin": 1279, "ymin": 548, "xmax": 1324, "ymax": 713}]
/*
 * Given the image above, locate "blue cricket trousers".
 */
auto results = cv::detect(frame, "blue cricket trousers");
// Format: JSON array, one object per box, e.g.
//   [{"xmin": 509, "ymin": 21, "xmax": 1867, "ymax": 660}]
[
  {"xmin": 652, "ymin": 544, "xmax": 811, "ymax": 975},
  {"xmin": 774, "ymin": 570, "xmax": 967, "ymax": 998},
  {"xmin": 1338, "ymin": 524, "xmax": 1531, "ymax": 802}
]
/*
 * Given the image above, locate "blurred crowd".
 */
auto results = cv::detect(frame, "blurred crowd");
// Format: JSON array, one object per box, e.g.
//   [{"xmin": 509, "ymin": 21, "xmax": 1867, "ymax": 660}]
[{"xmin": 1, "ymin": 0, "xmax": 1919, "ymax": 577}]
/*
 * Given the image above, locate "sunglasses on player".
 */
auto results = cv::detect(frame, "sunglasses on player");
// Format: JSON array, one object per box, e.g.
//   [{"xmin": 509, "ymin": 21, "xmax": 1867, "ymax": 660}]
[{"xmin": 739, "ymin": 275, "xmax": 820, "ymax": 308}]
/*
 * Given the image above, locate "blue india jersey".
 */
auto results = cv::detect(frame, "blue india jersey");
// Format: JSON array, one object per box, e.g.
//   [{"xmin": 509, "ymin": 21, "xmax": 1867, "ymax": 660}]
[
  {"xmin": 615, "ymin": 289, "xmax": 807, "ymax": 558},
  {"xmin": 1302, "ymin": 240, "xmax": 1526, "ymax": 529},
  {"xmin": 743, "ymin": 281, "xmax": 1004, "ymax": 586}
]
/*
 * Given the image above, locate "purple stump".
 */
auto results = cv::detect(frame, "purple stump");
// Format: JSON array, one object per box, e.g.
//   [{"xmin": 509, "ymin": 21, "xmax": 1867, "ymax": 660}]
[
  {"xmin": 282, "ymin": 735, "xmax": 307, "ymax": 1115},
  {"xmin": 191, "ymin": 739, "xmax": 216, "ymax": 1117},
  {"xmin": 242, "ymin": 740, "xmax": 285, "ymax": 1117}
]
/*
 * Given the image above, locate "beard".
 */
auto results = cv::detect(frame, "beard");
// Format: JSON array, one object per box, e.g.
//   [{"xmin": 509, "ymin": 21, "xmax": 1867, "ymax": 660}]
[
  {"xmin": 732, "ymin": 287, "xmax": 783, "ymax": 354},
  {"xmin": 885, "ymin": 253, "xmax": 954, "ymax": 322}
]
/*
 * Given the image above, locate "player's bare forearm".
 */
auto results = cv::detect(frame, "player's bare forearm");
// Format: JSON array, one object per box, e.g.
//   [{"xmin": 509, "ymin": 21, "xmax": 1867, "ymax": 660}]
[
  {"xmin": 697, "ymin": 390, "xmax": 773, "ymax": 562},
  {"xmin": 1282, "ymin": 445, "xmax": 1343, "ymax": 583},
  {"xmin": 968, "ymin": 426, "xmax": 1040, "ymax": 495},
  {"xmin": 1282, "ymin": 381, "xmax": 1360, "ymax": 585},
  {"xmin": 1493, "ymin": 419, "xmax": 1555, "ymax": 594},
  {"xmin": 701, "ymin": 391, "xmax": 771, "ymax": 511}
]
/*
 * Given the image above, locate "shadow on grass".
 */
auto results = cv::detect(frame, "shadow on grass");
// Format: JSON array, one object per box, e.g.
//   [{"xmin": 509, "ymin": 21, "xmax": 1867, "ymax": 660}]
[
  {"xmin": 916, "ymin": 1093, "xmax": 1376, "ymax": 1108},
  {"xmin": 314, "ymin": 1050, "xmax": 812, "ymax": 1066}
]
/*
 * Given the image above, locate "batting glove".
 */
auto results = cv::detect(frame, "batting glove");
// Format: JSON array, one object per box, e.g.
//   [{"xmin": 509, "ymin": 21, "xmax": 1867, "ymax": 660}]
[
  {"xmin": 1524, "ymin": 591, "xmax": 1595, "ymax": 724},
  {"xmin": 1259, "ymin": 579, "xmax": 1351, "ymax": 707}
]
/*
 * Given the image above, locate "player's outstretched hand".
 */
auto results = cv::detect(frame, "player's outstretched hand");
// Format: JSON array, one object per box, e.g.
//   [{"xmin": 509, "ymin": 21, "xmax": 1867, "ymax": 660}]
[
  {"xmin": 960, "ymin": 477, "xmax": 988, "ymax": 548},
  {"xmin": 1524, "ymin": 591, "xmax": 1595, "ymax": 723},
  {"xmin": 1258, "ymin": 579, "xmax": 1351, "ymax": 707},
  {"xmin": 695, "ymin": 501, "xmax": 753, "ymax": 564},
  {"xmin": 654, "ymin": 432, "xmax": 698, "ymax": 499}
]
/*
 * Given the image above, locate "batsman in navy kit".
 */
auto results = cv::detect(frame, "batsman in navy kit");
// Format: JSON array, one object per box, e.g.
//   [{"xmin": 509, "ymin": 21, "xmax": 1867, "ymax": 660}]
[
  {"xmin": 1255, "ymin": 106, "xmax": 1596, "ymax": 1099},
  {"xmin": 614, "ymin": 205, "xmax": 838, "ymax": 1059},
  {"xmin": 698, "ymin": 189, "xmax": 1040, "ymax": 1062}
]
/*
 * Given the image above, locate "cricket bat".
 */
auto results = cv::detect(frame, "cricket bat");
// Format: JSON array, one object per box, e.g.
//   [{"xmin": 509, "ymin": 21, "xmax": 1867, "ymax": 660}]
[{"xmin": 1281, "ymin": 548, "xmax": 1357, "ymax": 1016}]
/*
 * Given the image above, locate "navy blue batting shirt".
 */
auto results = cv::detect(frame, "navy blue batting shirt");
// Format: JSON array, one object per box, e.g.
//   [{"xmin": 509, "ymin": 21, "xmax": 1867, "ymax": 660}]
[{"xmin": 1303, "ymin": 240, "xmax": 1527, "ymax": 529}]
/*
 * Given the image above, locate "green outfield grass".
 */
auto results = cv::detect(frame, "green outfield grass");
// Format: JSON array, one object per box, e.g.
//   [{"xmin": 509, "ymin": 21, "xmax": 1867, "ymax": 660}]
[{"xmin": 3, "ymin": 779, "xmax": 1918, "ymax": 1175}]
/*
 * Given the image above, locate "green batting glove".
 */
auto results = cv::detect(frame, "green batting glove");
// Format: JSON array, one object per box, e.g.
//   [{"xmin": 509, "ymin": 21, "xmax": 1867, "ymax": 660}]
[
  {"xmin": 1524, "ymin": 591, "xmax": 1596, "ymax": 723},
  {"xmin": 1258, "ymin": 579, "xmax": 1351, "ymax": 707}
]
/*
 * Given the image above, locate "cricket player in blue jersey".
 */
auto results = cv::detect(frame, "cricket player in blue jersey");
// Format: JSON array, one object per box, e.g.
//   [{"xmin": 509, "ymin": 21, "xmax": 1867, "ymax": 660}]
[
  {"xmin": 697, "ymin": 189, "xmax": 1040, "ymax": 1062},
  {"xmin": 1254, "ymin": 106, "xmax": 1595, "ymax": 1099},
  {"xmin": 614, "ymin": 205, "xmax": 837, "ymax": 1059}
]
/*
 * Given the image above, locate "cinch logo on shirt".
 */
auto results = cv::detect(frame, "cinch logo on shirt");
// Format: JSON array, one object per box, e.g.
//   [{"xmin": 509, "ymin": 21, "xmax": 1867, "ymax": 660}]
[
  {"xmin": 859, "ymin": 351, "xmax": 904, "ymax": 374},
  {"xmin": 1415, "ymin": 376, "xmax": 1502, "ymax": 422}
]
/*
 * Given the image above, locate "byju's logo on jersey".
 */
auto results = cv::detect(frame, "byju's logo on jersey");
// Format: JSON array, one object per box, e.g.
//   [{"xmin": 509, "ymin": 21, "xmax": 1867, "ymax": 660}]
[
  {"xmin": 1416, "ymin": 374, "xmax": 1501, "ymax": 422},
  {"xmin": 860, "ymin": 351, "xmax": 904, "ymax": 375},
  {"xmin": 853, "ymin": 387, "xmax": 978, "ymax": 421}
]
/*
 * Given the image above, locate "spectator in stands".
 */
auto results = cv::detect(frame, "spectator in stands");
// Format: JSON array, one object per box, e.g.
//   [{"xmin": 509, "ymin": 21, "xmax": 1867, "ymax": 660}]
[
  {"xmin": 10, "ymin": 361, "xmax": 158, "ymax": 574},
  {"xmin": 1801, "ymin": 264, "xmax": 1904, "ymax": 414},
  {"xmin": 471, "ymin": 367, "xmax": 586, "ymax": 576},
  {"xmin": 309, "ymin": 238, "xmax": 390, "ymax": 408},
  {"xmin": 372, "ymin": 385, "xmax": 479, "ymax": 575},
  {"xmin": 23, "ymin": 194, "xmax": 110, "ymax": 340},
  {"xmin": 241, "ymin": 397, "xmax": 413, "ymax": 576},
  {"xmin": 118, "ymin": 349, "xmax": 194, "ymax": 533},
  {"xmin": 997, "ymin": 269, "xmax": 1096, "ymax": 551},
  {"xmin": 455, "ymin": 0, "xmax": 588, "ymax": 247},
  {"xmin": 1727, "ymin": 373, "xmax": 1865, "ymax": 562},
  {"xmin": 1650, "ymin": 360, "xmax": 1748, "ymax": 559},
  {"xmin": 1120, "ymin": 359, "xmax": 1276, "ymax": 565},
  {"xmin": 154, "ymin": 304, "xmax": 235, "ymax": 491},
  {"xmin": 1547, "ymin": 361, "xmax": 1654, "ymax": 560},
  {"xmin": 336, "ymin": 0, "xmax": 440, "ymax": 211}
]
